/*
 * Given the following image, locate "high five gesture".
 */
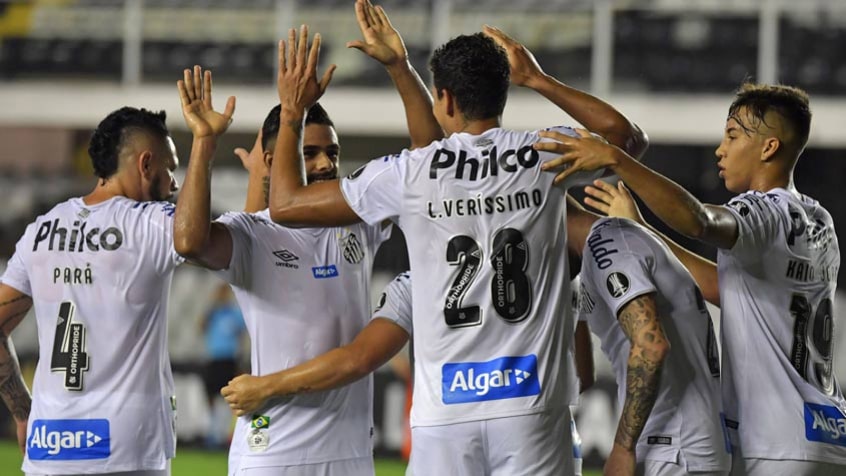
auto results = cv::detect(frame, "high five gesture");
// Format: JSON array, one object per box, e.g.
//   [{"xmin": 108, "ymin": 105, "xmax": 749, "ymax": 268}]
[
  {"xmin": 177, "ymin": 65, "xmax": 235, "ymax": 139},
  {"xmin": 278, "ymin": 25, "xmax": 336, "ymax": 114}
]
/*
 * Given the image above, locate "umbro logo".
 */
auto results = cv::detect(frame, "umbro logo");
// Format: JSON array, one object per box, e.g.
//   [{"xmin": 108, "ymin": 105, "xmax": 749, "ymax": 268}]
[{"xmin": 273, "ymin": 249, "xmax": 299, "ymax": 269}]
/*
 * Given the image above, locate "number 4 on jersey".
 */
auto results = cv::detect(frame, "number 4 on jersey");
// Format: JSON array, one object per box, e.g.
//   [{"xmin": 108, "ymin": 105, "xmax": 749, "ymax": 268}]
[{"xmin": 50, "ymin": 301, "xmax": 90, "ymax": 391}]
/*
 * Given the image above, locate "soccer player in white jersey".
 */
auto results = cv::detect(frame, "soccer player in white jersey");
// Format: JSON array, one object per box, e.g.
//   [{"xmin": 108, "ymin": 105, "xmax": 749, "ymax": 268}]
[
  {"xmin": 173, "ymin": 4, "xmax": 443, "ymax": 474},
  {"xmin": 261, "ymin": 15, "xmax": 646, "ymax": 473},
  {"xmin": 578, "ymin": 217, "xmax": 729, "ymax": 476},
  {"xmin": 540, "ymin": 84, "xmax": 846, "ymax": 475},
  {"xmin": 0, "ymin": 105, "xmax": 208, "ymax": 474}
]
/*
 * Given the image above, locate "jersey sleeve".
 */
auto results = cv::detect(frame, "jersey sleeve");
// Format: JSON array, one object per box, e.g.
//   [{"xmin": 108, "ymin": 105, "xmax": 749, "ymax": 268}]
[
  {"xmin": 340, "ymin": 152, "xmax": 406, "ymax": 226},
  {"xmin": 537, "ymin": 125, "xmax": 606, "ymax": 188},
  {"xmin": 582, "ymin": 244, "xmax": 656, "ymax": 317},
  {"xmin": 212, "ymin": 212, "xmax": 254, "ymax": 287},
  {"xmin": 372, "ymin": 272, "xmax": 412, "ymax": 335},
  {"xmin": 723, "ymin": 191, "xmax": 784, "ymax": 261},
  {"xmin": 0, "ymin": 227, "xmax": 33, "ymax": 296},
  {"xmin": 141, "ymin": 202, "xmax": 186, "ymax": 273}
]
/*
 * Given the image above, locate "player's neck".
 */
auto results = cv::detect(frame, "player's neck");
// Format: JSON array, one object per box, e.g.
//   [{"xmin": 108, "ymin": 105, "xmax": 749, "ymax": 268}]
[
  {"xmin": 83, "ymin": 176, "xmax": 136, "ymax": 205},
  {"xmin": 748, "ymin": 171, "xmax": 795, "ymax": 194},
  {"xmin": 451, "ymin": 117, "xmax": 501, "ymax": 136}
]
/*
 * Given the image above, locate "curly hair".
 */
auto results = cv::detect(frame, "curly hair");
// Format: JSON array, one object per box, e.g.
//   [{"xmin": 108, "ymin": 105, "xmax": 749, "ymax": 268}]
[
  {"xmin": 261, "ymin": 103, "xmax": 334, "ymax": 151},
  {"xmin": 88, "ymin": 107, "xmax": 169, "ymax": 179},
  {"xmin": 429, "ymin": 33, "xmax": 510, "ymax": 121}
]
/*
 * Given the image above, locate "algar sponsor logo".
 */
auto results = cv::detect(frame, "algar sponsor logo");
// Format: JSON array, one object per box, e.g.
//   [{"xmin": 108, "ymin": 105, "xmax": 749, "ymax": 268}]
[
  {"xmin": 442, "ymin": 355, "xmax": 541, "ymax": 404},
  {"xmin": 804, "ymin": 402, "xmax": 846, "ymax": 446},
  {"xmin": 28, "ymin": 419, "xmax": 110, "ymax": 460}
]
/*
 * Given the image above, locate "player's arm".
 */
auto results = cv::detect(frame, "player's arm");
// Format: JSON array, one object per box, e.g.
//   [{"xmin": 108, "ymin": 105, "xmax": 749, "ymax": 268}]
[
  {"xmin": 482, "ymin": 26, "xmax": 647, "ymax": 159},
  {"xmin": 535, "ymin": 132, "xmax": 739, "ymax": 252},
  {"xmin": 234, "ymin": 129, "xmax": 269, "ymax": 213},
  {"xmin": 607, "ymin": 292, "xmax": 669, "ymax": 475},
  {"xmin": 222, "ymin": 318, "xmax": 409, "ymax": 416},
  {"xmin": 584, "ymin": 180, "xmax": 720, "ymax": 305},
  {"xmin": 0, "ymin": 284, "xmax": 33, "ymax": 454},
  {"xmin": 173, "ymin": 66, "xmax": 238, "ymax": 269},
  {"xmin": 348, "ymin": 0, "xmax": 442, "ymax": 148},
  {"xmin": 269, "ymin": 27, "xmax": 363, "ymax": 227},
  {"xmin": 574, "ymin": 320, "xmax": 594, "ymax": 393}
]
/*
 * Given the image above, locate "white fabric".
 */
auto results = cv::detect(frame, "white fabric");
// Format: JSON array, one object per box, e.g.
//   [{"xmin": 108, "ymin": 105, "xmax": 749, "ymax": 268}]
[
  {"xmin": 718, "ymin": 189, "xmax": 846, "ymax": 465},
  {"xmin": 372, "ymin": 271, "xmax": 412, "ymax": 334},
  {"xmin": 340, "ymin": 126, "xmax": 602, "ymax": 429},
  {"xmin": 0, "ymin": 197, "xmax": 183, "ymax": 474},
  {"xmin": 407, "ymin": 408, "xmax": 572, "ymax": 476},
  {"xmin": 215, "ymin": 209, "xmax": 389, "ymax": 470},
  {"xmin": 231, "ymin": 456, "xmax": 373, "ymax": 476},
  {"xmin": 579, "ymin": 218, "xmax": 729, "ymax": 472}
]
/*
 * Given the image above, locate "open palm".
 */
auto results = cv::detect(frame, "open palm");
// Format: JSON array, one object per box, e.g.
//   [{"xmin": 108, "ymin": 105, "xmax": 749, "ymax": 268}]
[
  {"xmin": 177, "ymin": 65, "xmax": 236, "ymax": 138},
  {"xmin": 347, "ymin": 0, "xmax": 407, "ymax": 67}
]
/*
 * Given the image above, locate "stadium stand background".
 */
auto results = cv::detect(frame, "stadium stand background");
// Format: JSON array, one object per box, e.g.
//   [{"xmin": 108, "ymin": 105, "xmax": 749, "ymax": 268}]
[{"xmin": 1, "ymin": 0, "xmax": 845, "ymax": 468}]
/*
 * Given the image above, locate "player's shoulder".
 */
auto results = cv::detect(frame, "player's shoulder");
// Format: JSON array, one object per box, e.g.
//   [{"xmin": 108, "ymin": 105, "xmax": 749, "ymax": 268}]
[
  {"xmin": 726, "ymin": 189, "xmax": 788, "ymax": 218},
  {"xmin": 583, "ymin": 217, "xmax": 653, "ymax": 270}
]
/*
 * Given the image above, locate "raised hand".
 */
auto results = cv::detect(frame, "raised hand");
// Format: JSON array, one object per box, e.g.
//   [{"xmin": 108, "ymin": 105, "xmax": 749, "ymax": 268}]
[
  {"xmin": 585, "ymin": 179, "xmax": 645, "ymax": 224},
  {"xmin": 347, "ymin": 0, "xmax": 407, "ymax": 67},
  {"xmin": 177, "ymin": 65, "xmax": 236, "ymax": 139},
  {"xmin": 482, "ymin": 25, "xmax": 545, "ymax": 88},
  {"xmin": 234, "ymin": 129, "xmax": 265, "ymax": 174},
  {"xmin": 535, "ymin": 128, "xmax": 620, "ymax": 184},
  {"xmin": 278, "ymin": 25, "xmax": 337, "ymax": 113},
  {"xmin": 221, "ymin": 374, "xmax": 270, "ymax": 416}
]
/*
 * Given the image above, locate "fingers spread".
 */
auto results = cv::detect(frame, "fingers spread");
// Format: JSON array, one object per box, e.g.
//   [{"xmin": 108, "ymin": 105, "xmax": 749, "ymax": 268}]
[
  {"xmin": 203, "ymin": 69, "xmax": 213, "ymax": 107},
  {"xmin": 192, "ymin": 65, "xmax": 203, "ymax": 101},
  {"xmin": 278, "ymin": 39, "xmax": 287, "ymax": 73},
  {"xmin": 183, "ymin": 69, "xmax": 195, "ymax": 101},
  {"xmin": 307, "ymin": 32, "xmax": 321, "ymax": 76},
  {"xmin": 177, "ymin": 80, "xmax": 191, "ymax": 106},
  {"xmin": 297, "ymin": 25, "xmax": 309, "ymax": 67},
  {"xmin": 320, "ymin": 64, "xmax": 337, "ymax": 93},
  {"xmin": 223, "ymin": 96, "xmax": 236, "ymax": 121},
  {"xmin": 287, "ymin": 28, "xmax": 297, "ymax": 70}
]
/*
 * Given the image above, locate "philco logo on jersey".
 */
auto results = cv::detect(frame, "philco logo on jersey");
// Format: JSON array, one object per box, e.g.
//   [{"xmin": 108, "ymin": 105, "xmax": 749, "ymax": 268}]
[
  {"xmin": 312, "ymin": 265, "xmax": 339, "ymax": 279},
  {"xmin": 272, "ymin": 249, "xmax": 299, "ymax": 269},
  {"xmin": 33, "ymin": 219, "xmax": 123, "ymax": 253},
  {"xmin": 429, "ymin": 145, "xmax": 539, "ymax": 181},
  {"xmin": 28, "ymin": 419, "xmax": 110, "ymax": 460},
  {"xmin": 340, "ymin": 232, "xmax": 365, "ymax": 264},
  {"xmin": 805, "ymin": 402, "xmax": 846, "ymax": 446},
  {"xmin": 442, "ymin": 355, "xmax": 541, "ymax": 404}
]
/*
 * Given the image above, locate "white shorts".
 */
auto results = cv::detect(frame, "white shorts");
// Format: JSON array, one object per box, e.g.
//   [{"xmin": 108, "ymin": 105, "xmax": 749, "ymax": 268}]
[
  {"xmin": 408, "ymin": 408, "xmax": 573, "ymax": 476},
  {"xmin": 731, "ymin": 456, "xmax": 845, "ymax": 476},
  {"xmin": 28, "ymin": 462, "xmax": 170, "ymax": 476},
  {"xmin": 637, "ymin": 451, "xmax": 729, "ymax": 476},
  {"xmin": 230, "ymin": 457, "xmax": 373, "ymax": 476}
]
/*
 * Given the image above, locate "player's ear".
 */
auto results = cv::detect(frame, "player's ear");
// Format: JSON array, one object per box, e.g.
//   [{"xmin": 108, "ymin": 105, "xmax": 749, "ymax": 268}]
[
  {"xmin": 138, "ymin": 150, "xmax": 154, "ymax": 179},
  {"xmin": 263, "ymin": 150, "xmax": 273, "ymax": 170},
  {"xmin": 442, "ymin": 88, "xmax": 457, "ymax": 118},
  {"xmin": 760, "ymin": 136, "xmax": 781, "ymax": 162}
]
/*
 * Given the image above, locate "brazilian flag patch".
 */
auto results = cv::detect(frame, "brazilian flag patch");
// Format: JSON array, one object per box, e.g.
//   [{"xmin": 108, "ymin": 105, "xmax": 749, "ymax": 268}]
[{"xmin": 251, "ymin": 415, "xmax": 270, "ymax": 429}]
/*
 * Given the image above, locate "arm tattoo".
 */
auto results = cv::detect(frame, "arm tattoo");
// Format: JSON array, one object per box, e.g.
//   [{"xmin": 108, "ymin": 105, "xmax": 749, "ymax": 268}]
[
  {"xmin": 614, "ymin": 293, "xmax": 667, "ymax": 451},
  {"xmin": 284, "ymin": 118, "xmax": 303, "ymax": 135},
  {"xmin": 262, "ymin": 176, "xmax": 270, "ymax": 208},
  {"xmin": 0, "ymin": 335, "xmax": 32, "ymax": 422},
  {"xmin": 0, "ymin": 295, "xmax": 28, "ymax": 307}
]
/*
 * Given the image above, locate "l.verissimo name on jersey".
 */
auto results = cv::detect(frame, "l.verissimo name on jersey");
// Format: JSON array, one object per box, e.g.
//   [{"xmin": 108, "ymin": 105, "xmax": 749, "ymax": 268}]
[{"xmin": 427, "ymin": 189, "xmax": 544, "ymax": 220}]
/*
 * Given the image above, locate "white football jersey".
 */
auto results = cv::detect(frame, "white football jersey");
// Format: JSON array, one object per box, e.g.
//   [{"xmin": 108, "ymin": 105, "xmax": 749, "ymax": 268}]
[
  {"xmin": 566, "ymin": 276, "xmax": 583, "ymax": 406},
  {"xmin": 372, "ymin": 271, "xmax": 412, "ymax": 334},
  {"xmin": 340, "ymin": 126, "xmax": 602, "ymax": 427},
  {"xmin": 579, "ymin": 218, "xmax": 729, "ymax": 471},
  {"xmin": 0, "ymin": 197, "xmax": 182, "ymax": 474},
  {"xmin": 214, "ymin": 209, "xmax": 389, "ymax": 471},
  {"xmin": 718, "ymin": 189, "xmax": 846, "ymax": 464}
]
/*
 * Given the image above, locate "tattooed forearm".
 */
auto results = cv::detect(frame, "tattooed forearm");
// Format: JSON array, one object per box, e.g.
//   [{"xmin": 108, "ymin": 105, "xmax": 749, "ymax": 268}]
[
  {"xmin": 0, "ymin": 295, "xmax": 28, "ymax": 308},
  {"xmin": 262, "ymin": 175, "xmax": 270, "ymax": 208},
  {"xmin": 0, "ymin": 336, "xmax": 32, "ymax": 422},
  {"xmin": 284, "ymin": 118, "xmax": 303, "ymax": 135},
  {"xmin": 615, "ymin": 293, "xmax": 668, "ymax": 451}
]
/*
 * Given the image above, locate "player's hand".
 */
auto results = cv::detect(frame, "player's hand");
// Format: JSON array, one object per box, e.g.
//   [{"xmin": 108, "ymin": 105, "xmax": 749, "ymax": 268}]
[
  {"xmin": 235, "ymin": 130, "xmax": 266, "ymax": 175},
  {"xmin": 482, "ymin": 25, "xmax": 545, "ymax": 88},
  {"xmin": 347, "ymin": 0, "xmax": 407, "ymax": 68},
  {"xmin": 278, "ymin": 25, "xmax": 337, "ymax": 113},
  {"xmin": 221, "ymin": 374, "xmax": 270, "ymax": 416},
  {"xmin": 177, "ymin": 65, "xmax": 236, "ymax": 139},
  {"xmin": 535, "ymin": 129, "xmax": 620, "ymax": 185},
  {"xmin": 585, "ymin": 179, "xmax": 645, "ymax": 224},
  {"xmin": 15, "ymin": 417, "xmax": 26, "ymax": 454},
  {"xmin": 603, "ymin": 443, "xmax": 636, "ymax": 476}
]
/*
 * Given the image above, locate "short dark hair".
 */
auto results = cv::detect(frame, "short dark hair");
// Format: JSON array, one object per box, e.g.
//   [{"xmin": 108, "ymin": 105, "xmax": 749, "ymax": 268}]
[
  {"xmin": 88, "ymin": 107, "xmax": 169, "ymax": 179},
  {"xmin": 261, "ymin": 103, "xmax": 334, "ymax": 151},
  {"xmin": 428, "ymin": 33, "xmax": 510, "ymax": 121},
  {"xmin": 728, "ymin": 83, "xmax": 812, "ymax": 152}
]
